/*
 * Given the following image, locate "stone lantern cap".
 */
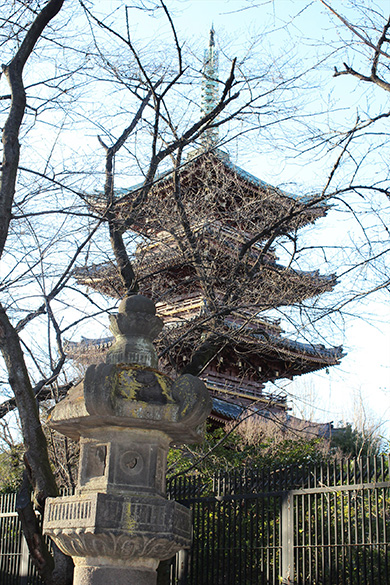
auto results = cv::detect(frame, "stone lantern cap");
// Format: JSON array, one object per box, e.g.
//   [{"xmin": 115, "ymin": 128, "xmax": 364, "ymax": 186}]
[
  {"xmin": 48, "ymin": 295, "xmax": 211, "ymax": 444},
  {"xmin": 106, "ymin": 295, "xmax": 162, "ymax": 368}
]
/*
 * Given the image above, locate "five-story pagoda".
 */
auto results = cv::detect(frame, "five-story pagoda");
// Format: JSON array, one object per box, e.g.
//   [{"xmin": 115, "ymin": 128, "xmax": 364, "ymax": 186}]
[{"xmin": 72, "ymin": 29, "xmax": 343, "ymax": 426}]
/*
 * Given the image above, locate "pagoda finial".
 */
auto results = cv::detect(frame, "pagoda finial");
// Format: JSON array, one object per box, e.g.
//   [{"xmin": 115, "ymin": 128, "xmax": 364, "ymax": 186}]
[
  {"xmin": 210, "ymin": 24, "xmax": 215, "ymax": 46},
  {"xmin": 201, "ymin": 26, "xmax": 219, "ymax": 150}
]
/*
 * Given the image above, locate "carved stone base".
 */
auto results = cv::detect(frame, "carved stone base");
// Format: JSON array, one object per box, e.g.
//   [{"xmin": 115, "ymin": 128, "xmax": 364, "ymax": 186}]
[
  {"xmin": 73, "ymin": 557, "xmax": 158, "ymax": 585},
  {"xmin": 43, "ymin": 492, "xmax": 191, "ymax": 561}
]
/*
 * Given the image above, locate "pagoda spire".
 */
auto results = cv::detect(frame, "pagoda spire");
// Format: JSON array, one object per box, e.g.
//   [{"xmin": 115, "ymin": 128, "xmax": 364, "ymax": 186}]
[{"xmin": 201, "ymin": 25, "xmax": 219, "ymax": 149}]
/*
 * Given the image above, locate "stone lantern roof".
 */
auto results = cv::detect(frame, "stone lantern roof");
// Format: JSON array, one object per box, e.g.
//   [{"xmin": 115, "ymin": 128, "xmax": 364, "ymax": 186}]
[{"xmin": 48, "ymin": 295, "xmax": 211, "ymax": 444}]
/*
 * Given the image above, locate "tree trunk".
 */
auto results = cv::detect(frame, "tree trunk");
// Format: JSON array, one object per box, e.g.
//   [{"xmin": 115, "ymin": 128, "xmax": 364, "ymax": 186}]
[
  {"xmin": 0, "ymin": 305, "xmax": 74, "ymax": 584},
  {"xmin": 0, "ymin": 1, "xmax": 74, "ymax": 583}
]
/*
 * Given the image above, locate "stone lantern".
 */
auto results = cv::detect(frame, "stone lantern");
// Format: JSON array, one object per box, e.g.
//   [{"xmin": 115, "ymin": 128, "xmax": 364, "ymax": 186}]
[{"xmin": 43, "ymin": 295, "xmax": 211, "ymax": 585}]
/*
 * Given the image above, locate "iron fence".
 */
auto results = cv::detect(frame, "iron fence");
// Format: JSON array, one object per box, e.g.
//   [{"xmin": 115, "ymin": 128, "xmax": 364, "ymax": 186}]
[
  {"xmin": 167, "ymin": 456, "xmax": 390, "ymax": 585},
  {"xmin": 0, "ymin": 456, "xmax": 389, "ymax": 584},
  {"xmin": 0, "ymin": 492, "xmax": 41, "ymax": 585}
]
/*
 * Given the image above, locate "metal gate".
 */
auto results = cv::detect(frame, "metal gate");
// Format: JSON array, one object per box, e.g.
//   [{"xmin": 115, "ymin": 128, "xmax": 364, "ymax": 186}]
[
  {"xmin": 290, "ymin": 457, "xmax": 390, "ymax": 584},
  {"xmin": 169, "ymin": 469, "xmax": 283, "ymax": 584}
]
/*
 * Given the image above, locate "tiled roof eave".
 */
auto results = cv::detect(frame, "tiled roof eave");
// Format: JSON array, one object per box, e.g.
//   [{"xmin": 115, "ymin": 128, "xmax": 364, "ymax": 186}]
[
  {"xmin": 65, "ymin": 319, "xmax": 343, "ymax": 368},
  {"xmin": 74, "ymin": 259, "xmax": 338, "ymax": 297},
  {"xmin": 227, "ymin": 330, "xmax": 344, "ymax": 365},
  {"xmin": 100, "ymin": 149, "xmax": 329, "ymax": 213}
]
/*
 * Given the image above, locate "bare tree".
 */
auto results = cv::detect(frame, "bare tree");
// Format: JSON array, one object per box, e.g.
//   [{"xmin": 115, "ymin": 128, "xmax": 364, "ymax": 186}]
[
  {"xmin": 249, "ymin": 0, "xmax": 390, "ymax": 321},
  {"xmin": 311, "ymin": 2, "xmax": 390, "ymax": 321},
  {"xmin": 320, "ymin": 0, "xmax": 390, "ymax": 93},
  {"xmin": 0, "ymin": 3, "xmax": 79, "ymax": 583}
]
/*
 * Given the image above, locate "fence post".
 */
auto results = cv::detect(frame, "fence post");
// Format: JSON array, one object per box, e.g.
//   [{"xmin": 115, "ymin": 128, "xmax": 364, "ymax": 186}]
[
  {"xmin": 19, "ymin": 534, "xmax": 30, "ymax": 585},
  {"xmin": 176, "ymin": 549, "xmax": 189, "ymax": 585},
  {"xmin": 281, "ymin": 491, "xmax": 294, "ymax": 584}
]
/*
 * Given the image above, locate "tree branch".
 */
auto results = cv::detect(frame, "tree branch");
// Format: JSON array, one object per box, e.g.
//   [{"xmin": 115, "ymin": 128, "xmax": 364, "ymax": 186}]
[
  {"xmin": 320, "ymin": 0, "xmax": 390, "ymax": 59},
  {"xmin": 0, "ymin": 0, "xmax": 65, "ymax": 260}
]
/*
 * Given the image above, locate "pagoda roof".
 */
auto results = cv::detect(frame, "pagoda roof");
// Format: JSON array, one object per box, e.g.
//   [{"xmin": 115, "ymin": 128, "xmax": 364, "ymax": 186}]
[
  {"xmin": 222, "ymin": 320, "xmax": 343, "ymax": 364},
  {"xmin": 159, "ymin": 317, "xmax": 344, "ymax": 379},
  {"xmin": 210, "ymin": 398, "xmax": 334, "ymax": 438},
  {"xmin": 115, "ymin": 148, "xmax": 323, "ymax": 209},
  {"xmin": 73, "ymin": 256, "xmax": 337, "ymax": 308},
  {"xmin": 211, "ymin": 396, "xmax": 245, "ymax": 420},
  {"xmin": 65, "ymin": 314, "xmax": 344, "ymax": 375},
  {"xmin": 89, "ymin": 149, "xmax": 328, "ymax": 237}
]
